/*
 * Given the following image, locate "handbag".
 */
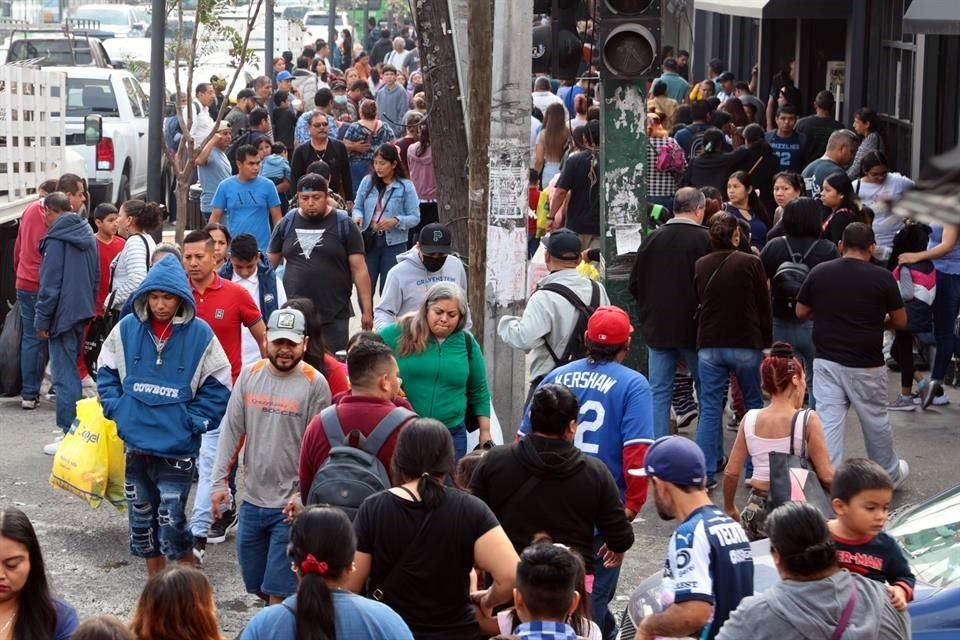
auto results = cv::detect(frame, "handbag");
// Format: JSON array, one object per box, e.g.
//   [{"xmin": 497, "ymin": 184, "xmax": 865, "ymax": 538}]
[
  {"xmin": 831, "ymin": 583, "xmax": 858, "ymax": 640},
  {"xmin": 463, "ymin": 332, "xmax": 480, "ymax": 433},
  {"xmin": 767, "ymin": 409, "xmax": 832, "ymax": 517}
]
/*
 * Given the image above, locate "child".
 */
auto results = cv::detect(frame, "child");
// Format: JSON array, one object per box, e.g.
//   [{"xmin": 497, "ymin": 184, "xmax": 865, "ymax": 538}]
[
  {"xmin": 261, "ymin": 141, "xmax": 292, "ymax": 213},
  {"xmin": 828, "ymin": 458, "xmax": 915, "ymax": 612},
  {"xmin": 85, "ymin": 204, "xmax": 125, "ymax": 378}
]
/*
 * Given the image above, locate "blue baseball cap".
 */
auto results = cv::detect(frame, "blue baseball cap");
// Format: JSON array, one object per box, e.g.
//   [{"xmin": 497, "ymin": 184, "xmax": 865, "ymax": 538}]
[
  {"xmin": 628, "ymin": 436, "xmax": 706, "ymax": 487},
  {"xmin": 276, "ymin": 70, "xmax": 294, "ymax": 82}
]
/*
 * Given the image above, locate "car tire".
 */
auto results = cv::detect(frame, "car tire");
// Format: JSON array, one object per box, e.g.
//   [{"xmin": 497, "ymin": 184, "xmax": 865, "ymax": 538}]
[{"xmin": 115, "ymin": 173, "xmax": 130, "ymax": 207}]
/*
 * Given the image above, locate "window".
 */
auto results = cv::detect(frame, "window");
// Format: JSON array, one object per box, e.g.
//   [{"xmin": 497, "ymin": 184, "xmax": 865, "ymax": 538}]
[
  {"xmin": 867, "ymin": 0, "xmax": 916, "ymax": 173},
  {"xmin": 65, "ymin": 78, "xmax": 118, "ymax": 117},
  {"xmin": 123, "ymin": 78, "xmax": 142, "ymax": 117}
]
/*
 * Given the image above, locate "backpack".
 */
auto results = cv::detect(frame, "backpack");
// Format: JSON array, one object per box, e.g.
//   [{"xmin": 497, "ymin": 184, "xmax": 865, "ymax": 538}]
[
  {"xmin": 274, "ymin": 208, "xmax": 354, "ymax": 251},
  {"xmin": 306, "ymin": 404, "xmax": 416, "ymax": 519},
  {"xmin": 655, "ymin": 138, "xmax": 685, "ymax": 175},
  {"xmin": 772, "ymin": 237, "xmax": 818, "ymax": 318},
  {"xmin": 538, "ymin": 280, "xmax": 601, "ymax": 368}
]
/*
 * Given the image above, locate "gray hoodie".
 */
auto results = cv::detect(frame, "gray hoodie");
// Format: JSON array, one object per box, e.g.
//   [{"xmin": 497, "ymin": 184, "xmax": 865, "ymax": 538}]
[
  {"xmin": 373, "ymin": 248, "xmax": 470, "ymax": 330},
  {"xmin": 717, "ymin": 570, "xmax": 910, "ymax": 640}
]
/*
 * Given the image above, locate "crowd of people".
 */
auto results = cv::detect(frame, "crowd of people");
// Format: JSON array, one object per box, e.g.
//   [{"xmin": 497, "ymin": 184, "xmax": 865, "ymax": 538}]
[{"xmin": 3, "ymin": 21, "xmax": 957, "ymax": 640}]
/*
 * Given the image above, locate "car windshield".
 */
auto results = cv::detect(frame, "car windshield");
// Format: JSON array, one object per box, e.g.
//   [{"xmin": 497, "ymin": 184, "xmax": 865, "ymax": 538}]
[
  {"xmin": 283, "ymin": 6, "xmax": 310, "ymax": 20},
  {"xmin": 66, "ymin": 78, "xmax": 119, "ymax": 117},
  {"xmin": 304, "ymin": 14, "xmax": 328, "ymax": 26},
  {"xmin": 8, "ymin": 39, "xmax": 93, "ymax": 65},
  {"xmin": 889, "ymin": 485, "xmax": 960, "ymax": 589},
  {"xmin": 74, "ymin": 7, "xmax": 129, "ymax": 26}
]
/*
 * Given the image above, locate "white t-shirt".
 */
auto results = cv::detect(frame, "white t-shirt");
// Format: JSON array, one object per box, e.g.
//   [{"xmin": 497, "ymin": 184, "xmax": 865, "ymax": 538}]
[
  {"xmin": 232, "ymin": 270, "xmax": 287, "ymax": 366},
  {"xmin": 853, "ymin": 172, "xmax": 914, "ymax": 209}
]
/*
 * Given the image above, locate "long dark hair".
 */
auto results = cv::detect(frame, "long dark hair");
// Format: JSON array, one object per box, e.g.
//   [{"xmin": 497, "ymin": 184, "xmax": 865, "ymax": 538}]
[
  {"xmin": 390, "ymin": 418, "xmax": 455, "ymax": 510},
  {"xmin": 823, "ymin": 172, "xmax": 865, "ymax": 220},
  {"xmin": 767, "ymin": 502, "xmax": 837, "ymax": 577},
  {"xmin": 415, "ymin": 122, "xmax": 431, "ymax": 157},
  {"xmin": 727, "ymin": 170, "xmax": 771, "ymax": 227},
  {"xmin": 370, "ymin": 143, "xmax": 408, "ymax": 193},
  {"xmin": 288, "ymin": 507, "xmax": 357, "ymax": 640},
  {"xmin": 121, "ymin": 199, "xmax": 163, "ymax": 232},
  {"xmin": 282, "ymin": 298, "xmax": 328, "ymax": 377},
  {"xmin": 1, "ymin": 508, "xmax": 56, "ymax": 640}
]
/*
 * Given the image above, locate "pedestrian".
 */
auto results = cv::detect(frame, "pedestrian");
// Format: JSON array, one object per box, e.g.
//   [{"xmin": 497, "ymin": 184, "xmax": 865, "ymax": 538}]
[
  {"xmin": 196, "ymin": 123, "xmax": 234, "ymax": 223},
  {"xmin": 406, "ymin": 121, "xmax": 438, "ymax": 244},
  {"xmin": 86, "ymin": 203, "xmax": 125, "ymax": 371},
  {"xmin": 645, "ymin": 114, "xmax": 685, "ymax": 214},
  {"xmin": 471, "ymin": 383, "xmax": 634, "ymax": 635},
  {"xmin": 225, "ymin": 88, "xmax": 256, "ymax": 139},
  {"xmin": 681, "ymin": 129, "xmax": 744, "ymax": 196},
  {"xmin": 70, "ymin": 616, "xmax": 135, "ymax": 640},
  {"xmin": 735, "ymin": 81, "xmax": 765, "ymax": 125},
  {"xmin": 759, "ymin": 198, "xmax": 839, "ymax": 405},
  {"xmin": 796, "ymin": 223, "xmax": 909, "ymax": 484},
  {"xmin": 347, "ymin": 418, "xmax": 519, "ymax": 640},
  {"xmin": 674, "ymin": 101, "xmax": 712, "ymax": 157},
  {"xmin": 380, "ymin": 282, "xmax": 492, "ymax": 456},
  {"xmin": 395, "ymin": 111, "xmax": 421, "ymax": 174},
  {"xmin": 190, "ymin": 83, "xmax": 216, "ymax": 145},
  {"xmin": 853, "ymin": 152, "xmax": 914, "ymax": 251},
  {"xmin": 210, "ymin": 307, "xmax": 331, "ymax": 604},
  {"xmin": 849, "ymin": 107, "xmax": 885, "ymax": 180},
  {"xmin": 343, "ymin": 99, "xmax": 395, "ymax": 198},
  {"xmin": 821, "ymin": 172, "xmax": 869, "ymax": 245},
  {"xmin": 570, "ymin": 93, "xmax": 592, "ymax": 131},
  {"xmin": 268, "ymin": 174, "xmax": 374, "ymax": 352},
  {"xmin": 374, "ymin": 223, "xmax": 469, "ymax": 330},
  {"xmin": 290, "ymin": 109, "xmax": 352, "ymax": 204},
  {"xmin": 549, "ymin": 120, "xmax": 600, "ymax": 250},
  {"xmin": 36, "ymin": 192, "xmax": 98, "ymax": 455},
  {"xmin": 281, "ymin": 298, "xmax": 349, "ymax": 395},
  {"xmin": 129, "ymin": 567, "xmax": 222, "ymax": 640},
  {"xmin": 532, "ymin": 76, "xmax": 564, "ymax": 117},
  {"xmin": 733, "ymin": 123, "xmax": 779, "ymax": 215},
  {"xmin": 210, "ymin": 144, "xmax": 283, "ymax": 252},
  {"xmin": 652, "ymin": 57, "xmax": 690, "ymax": 103},
  {"xmin": 717, "ymin": 502, "xmax": 909, "ymax": 640},
  {"xmin": 724, "ymin": 170, "xmax": 771, "ymax": 250},
  {"xmin": 203, "ymin": 222, "xmax": 231, "ymax": 270},
  {"xmin": 375, "ymin": 65, "xmax": 410, "ymax": 138},
  {"xmin": 764, "ymin": 104, "xmax": 809, "ymax": 173},
  {"xmin": 270, "ymin": 90, "xmax": 296, "ymax": 151},
  {"xmin": 765, "ymin": 171, "xmax": 804, "ymax": 236},
  {"xmin": 353, "ymin": 143, "xmax": 421, "ymax": 292},
  {"xmin": 722, "ymin": 342, "xmax": 834, "ymax": 540},
  {"xmin": 694, "ymin": 214, "xmax": 772, "ymax": 487},
  {"xmin": 150, "ymin": 242, "xmax": 181, "ymax": 266},
  {"xmin": 0, "ymin": 507, "xmax": 80, "ymax": 640},
  {"xmin": 795, "ymin": 90, "xmax": 845, "ymax": 161},
  {"xmin": 801, "ymin": 128, "xmax": 859, "ymax": 200},
  {"xmin": 106, "ymin": 200, "xmax": 161, "ymax": 315},
  {"xmin": 534, "ymin": 103, "xmax": 571, "ymax": 187},
  {"xmin": 370, "ymin": 29, "xmax": 393, "ymax": 70},
  {"xmin": 239, "ymin": 507, "xmax": 414, "ymax": 639},
  {"xmin": 98, "ymin": 255, "xmax": 232, "ymax": 575},
  {"xmin": 340, "ymin": 28, "xmax": 354, "ymax": 69}
]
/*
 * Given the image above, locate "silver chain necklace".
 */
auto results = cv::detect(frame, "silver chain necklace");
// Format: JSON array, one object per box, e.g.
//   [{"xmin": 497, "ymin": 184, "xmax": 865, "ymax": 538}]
[{"xmin": 149, "ymin": 318, "xmax": 175, "ymax": 366}]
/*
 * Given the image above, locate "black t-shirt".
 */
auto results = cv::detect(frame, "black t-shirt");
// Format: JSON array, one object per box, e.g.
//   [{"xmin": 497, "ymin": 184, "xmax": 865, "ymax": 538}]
[
  {"xmin": 795, "ymin": 115, "xmax": 844, "ymax": 161},
  {"xmin": 556, "ymin": 149, "xmax": 600, "ymax": 235},
  {"xmin": 797, "ymin": 257, "xmax": 904, "ymax": 367},
  {"xmin": 760, "ymin": 236, "xmax": 840, "ymax": 280},
  {"xmin": 354, "ymin": 487, "xmax": 500, "ymax": 640},
  {"xmin": 267, "ymin": 209, "xmax": 364, "ymax": 321},
  {"xmin": 290, "ymin": 138, "xmax": 352, "ymax": 200}
]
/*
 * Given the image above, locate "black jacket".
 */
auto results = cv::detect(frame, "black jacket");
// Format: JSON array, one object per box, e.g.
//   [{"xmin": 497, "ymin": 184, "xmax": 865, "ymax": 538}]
[
  {"xmin": 682, "ymin": 147, "xmax": 750, "ymax": 195},
  {"xmin": 469, "ymin": 435, "xmax": 634, "ymax": 571}
]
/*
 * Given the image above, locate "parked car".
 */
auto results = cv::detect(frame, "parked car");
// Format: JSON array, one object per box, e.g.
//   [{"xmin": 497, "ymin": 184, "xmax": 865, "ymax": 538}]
[
  {"xmin": 5, "ymin": 33, "xmax": 117, "ymax": 67},
  {"xmin": 71, "ymin": 5, "xmax": 147, "ymax": 38},
  {"xmin": 302, "ymin": 11, "xmax": 349, "ymax": 44},
  {"xmin": 620, "ymin": 487, "xmax": 960, "ymax": 639}
]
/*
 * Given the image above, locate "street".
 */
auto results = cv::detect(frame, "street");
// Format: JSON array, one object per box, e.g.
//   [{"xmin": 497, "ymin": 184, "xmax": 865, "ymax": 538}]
[{"xmin": 1, "ymin": 372, "xmax": 956, "ymax": 637}]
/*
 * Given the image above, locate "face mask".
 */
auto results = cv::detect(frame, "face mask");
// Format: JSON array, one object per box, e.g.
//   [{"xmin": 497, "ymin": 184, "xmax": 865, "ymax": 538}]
[
  {"xmin": 334, "ymin": 95, "xmax": 348, "ymax": 104},
  {"xmin": 421, "ymin": 254, "xmax": 447, "ymax": 272}
]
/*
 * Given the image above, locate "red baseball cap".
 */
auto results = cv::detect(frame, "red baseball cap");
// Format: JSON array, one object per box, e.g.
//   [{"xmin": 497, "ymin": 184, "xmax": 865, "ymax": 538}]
[{"xmin": 586, "ymin": 306, "xmax": 633, "ymax": 345}]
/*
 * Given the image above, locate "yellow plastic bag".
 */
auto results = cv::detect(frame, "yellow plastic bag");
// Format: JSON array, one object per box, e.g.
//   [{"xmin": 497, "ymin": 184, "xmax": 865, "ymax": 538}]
[{"xmin": 50, "ymin": 398, "xmax": 126, "ymax": 511}]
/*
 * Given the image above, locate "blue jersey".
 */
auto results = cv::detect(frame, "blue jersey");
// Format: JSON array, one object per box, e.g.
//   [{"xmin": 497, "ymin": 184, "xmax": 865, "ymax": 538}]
[
  {"xmin": 663, "ymin": 505, "xmax": 754, "ymax": 640},
  {"xmin": 519, "ymin": 359, "xmax": 654, "ymax": 497}
]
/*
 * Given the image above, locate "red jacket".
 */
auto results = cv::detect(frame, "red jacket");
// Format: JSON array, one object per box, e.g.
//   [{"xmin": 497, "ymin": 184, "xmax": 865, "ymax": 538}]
[
  {"xmin": 298, "ymin": 392, "xmax": 416, "ymax": 504},
  {"xmin": 13, "ymin": 200, "xmax": 47, "ymax": 292}
]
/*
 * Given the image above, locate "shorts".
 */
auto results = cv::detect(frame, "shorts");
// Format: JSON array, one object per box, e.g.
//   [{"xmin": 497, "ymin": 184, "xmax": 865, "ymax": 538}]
[
  {"xmin": 236, "ymin": 502, "xmax": 298, "ymax": 598},
  {"xmin": 740, "ymin": 490, "xmax": 769, "ymax": 541},
  {"xmin": 124, "ymin": 453, "xmax": 195, "ymax": 560}
]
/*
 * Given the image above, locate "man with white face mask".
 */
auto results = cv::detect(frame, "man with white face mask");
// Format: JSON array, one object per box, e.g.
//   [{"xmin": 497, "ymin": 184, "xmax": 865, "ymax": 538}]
[{"xmin": 373, "ymin": 223, "xmax": 470, "ymax": 330}]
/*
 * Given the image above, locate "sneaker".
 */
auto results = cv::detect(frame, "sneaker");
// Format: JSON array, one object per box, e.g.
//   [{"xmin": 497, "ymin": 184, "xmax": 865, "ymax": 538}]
[
  {"xmin": 888, "ymin": 395, "xmax": 916, "ymax": 412},
  {"xmin": 921, "ymin": 380, "xmax": 943, "ymax": 410},
  {"xmin": 914, "ymin": 378, "xmax": 930, "ymax": 406},
  {"xmin": 43, "ymin": 435, "xmax": 64, "ymax": 455},
  {"xmin": 930, "ymin": 394, "xmax": 950, "ymax": 406},
  {"xmin": 193, "ymin": 536, "xmax": 207, "ymax": 565},
  {"xmin": 207, "ymin": 508, "xmax": 238, "ymax": 544},
  {"xmin": 893, "ymin": 459, "xmax": 910, "ymax": 490},
  {"xmin": 21, "ymin": 398, "xmax": 39, "ymax": 410},
  {"xmin": 44, "ymin": 388, "xmax": 56, "ymax": 401},
  {"xmin": 706, "ymin": 478, "xmax": 718, "ymax": 491},
  {"xmin": 676, "ymin": 409, "xmax": 698, "ymax": 430}
]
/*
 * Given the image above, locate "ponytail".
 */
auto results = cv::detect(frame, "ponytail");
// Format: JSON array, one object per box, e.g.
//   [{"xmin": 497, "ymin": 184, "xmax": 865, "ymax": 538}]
[
  {"xmin": 295, "ymin": 574, "xmax": 336, "ymax": 640},
  {"xmin": 417, "ymin": 472, "xmax": 446, "ymax": 511}
]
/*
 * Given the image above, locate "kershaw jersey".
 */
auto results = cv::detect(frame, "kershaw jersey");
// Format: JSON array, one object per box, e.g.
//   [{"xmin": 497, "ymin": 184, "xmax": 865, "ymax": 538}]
[{"xmin": 663, "ymin": 505, "xmax": 754, "ymax": 640}]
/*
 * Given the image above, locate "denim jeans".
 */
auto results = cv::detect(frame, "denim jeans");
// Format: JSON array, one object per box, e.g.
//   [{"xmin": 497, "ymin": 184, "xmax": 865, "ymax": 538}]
[
  {"xmin": 16, "ymin": 289, "xmax": 45, "ymax": 400},
  {"xmin": 697, "ymin": 347, "xmax": 764, "ymax": 483},
  {"xmin": 125, "ymin": 453, "xmax": 195, "ymax": 560},
  {"xmin": 931, "ymin": 271, "xmax": 960, "ymax": 381},
  {"xmin": 773, "ymin": 317, "xmax": 816, "ymax": 408},
  {"xmin": 190, "ymin": 418, "xmax": 230, "ymax": 538},
  {"xmin": 236, "ymin": 502, "xmax": 298, "ymax": 597},
  {"xmin": 48, "ymin": 320, "xmax": 86, "ymax": 432},
  {"xmin": 449, "ymin": 423, "xmax": 467, "ymax": 461},
  {"xmin": 350, "ymin": 159, "xmax": 369, "ymax": 199},
  {"xmin": 591, "ymin": 533, "xmax": 622, "ymax": 640},
  {"xmin": 365, "ymin": 234, "xmax": 406, "ymax": 294},
  {"xmin": 648, "ymin": 346, "xmax": 701, "ymax": 438}
]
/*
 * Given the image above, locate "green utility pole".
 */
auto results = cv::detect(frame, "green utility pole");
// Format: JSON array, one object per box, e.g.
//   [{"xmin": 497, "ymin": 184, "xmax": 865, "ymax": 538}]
[{"xmin": 600, "ymin": 79, "xmax": 649, "ymax": 373}]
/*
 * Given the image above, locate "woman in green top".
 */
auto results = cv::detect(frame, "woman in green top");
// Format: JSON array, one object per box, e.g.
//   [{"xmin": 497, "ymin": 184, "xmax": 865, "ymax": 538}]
[{"xmin": 379, "ymin": 282, "xmax": 492, "ymax": 458}]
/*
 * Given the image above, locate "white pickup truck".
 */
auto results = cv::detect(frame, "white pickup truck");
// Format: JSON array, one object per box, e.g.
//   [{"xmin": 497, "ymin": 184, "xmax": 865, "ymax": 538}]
[{"xmin": 44, "ymin": 66, "xmax": 149, "ymax": 208}]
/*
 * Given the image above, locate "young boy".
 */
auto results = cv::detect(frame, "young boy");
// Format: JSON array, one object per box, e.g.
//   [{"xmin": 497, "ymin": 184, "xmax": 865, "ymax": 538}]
[
  {"xmin": 497, "ymin": 543, "xmax": 583, "ymax": 640},
  {"xmin": 828, "ymin": 458, "xmax": 915, "ymax": 612},
  {"xmin": 261, "ymin": 141, "xmax": 292, "ymax": 213},
  {"xmin": 83, "ymin": 204, "xmax": 126, "ymax": 377}
]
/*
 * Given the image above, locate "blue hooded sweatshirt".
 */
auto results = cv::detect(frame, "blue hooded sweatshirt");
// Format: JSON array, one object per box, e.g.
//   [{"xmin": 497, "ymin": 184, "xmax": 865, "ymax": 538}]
[
  {"xmin": 97, "ymin": 255, "xmax": 232, "ymax": 459},
  {"xmin": 35, "ymin": 212, "xmax": 99, "ymax": 337}
]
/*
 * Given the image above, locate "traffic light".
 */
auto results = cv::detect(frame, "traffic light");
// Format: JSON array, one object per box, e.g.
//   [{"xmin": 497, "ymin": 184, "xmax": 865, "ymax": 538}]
[
  {"xmin": 532, "ymin": 0, "xmax": 585, "ymax": 81},
  {"xmin": 597, "ymin": 0, "xmax": 661, "ymax": 80}
]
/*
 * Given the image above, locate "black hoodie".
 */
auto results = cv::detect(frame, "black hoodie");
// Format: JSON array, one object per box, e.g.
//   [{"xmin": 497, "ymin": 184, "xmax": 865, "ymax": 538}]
[{"xmin": 469, "ymin": 434, "xmax": 634, "ymax": 571}]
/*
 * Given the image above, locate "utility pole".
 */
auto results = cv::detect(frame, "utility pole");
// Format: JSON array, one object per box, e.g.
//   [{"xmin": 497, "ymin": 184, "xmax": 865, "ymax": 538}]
[
  {"xmin": 265, "ymin": 0, "xmax": 274, "ymax": 75},
  {"xmin": 483, "ymin": 0, "xmax": 533, "ymax": 441},
  {"xmin": 146, "ymin": 0, "xmax": 165, "ymax": 205},
  {"xmin": 328, "ymin": 0, "xmax": 336, "ymax": 62}
]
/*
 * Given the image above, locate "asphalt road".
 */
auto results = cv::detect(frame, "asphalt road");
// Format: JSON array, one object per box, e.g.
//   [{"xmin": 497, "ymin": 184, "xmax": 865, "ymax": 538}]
[{"xmin": 0, "ymin": 372, "xmax": 957, "ymax": 638}]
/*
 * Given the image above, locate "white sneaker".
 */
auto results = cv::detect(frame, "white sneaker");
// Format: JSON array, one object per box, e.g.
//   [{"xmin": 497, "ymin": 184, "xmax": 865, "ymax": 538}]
[
  {"xmin": 21, "ymin": 398, "xmax": 39, "ymax": 410},
  {"xmin": 893, "ymin": 459, "xmax": 910, "ymax": 490},
  {"xmin": 43, "ymin": 435, "xmax": 64, "ymax": 456}
]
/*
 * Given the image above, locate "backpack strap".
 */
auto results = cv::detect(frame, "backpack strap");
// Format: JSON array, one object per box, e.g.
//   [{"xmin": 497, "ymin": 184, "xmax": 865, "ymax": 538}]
[
  {"xmin": 537, "ymin": 282, "xmax": 592, "ymax": 366},
  {"xmin": 361, "ymin": 407, "xmax": 416, "ymax": 457},
  {"xmin": 139, "ymin": 234, "xmax": 151, "ymax": 272},
  {"xmin": 320, "ymin": 405, "xmax": 346, "ymax": 448},
  {"xmin": 782, "ymin": 236, "xmax": 798, "ymax": 260},
  {"xmin": 464, "ymin": 331, "xmax": 474, "ymax": 361},
  {"xmin": 334, "ymin": 209, "xmax": 352, "ymax": 247},
  {"xmin": 277, "ymin": 209, "xmax": 297, "ymax": 244},
  {"xmin": 800, "ymin": 239, "xmax": 820, "ymax": 262}
]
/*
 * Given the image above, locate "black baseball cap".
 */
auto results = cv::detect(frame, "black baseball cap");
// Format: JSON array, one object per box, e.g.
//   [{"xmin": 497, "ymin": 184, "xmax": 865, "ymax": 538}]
[
  {"xmin": 546, "ymin": 228, "xmax": 582, "ymax": 260},
  {"xmin": 419, "ymin": 223, "xmax": 452, "ymax": 253}
]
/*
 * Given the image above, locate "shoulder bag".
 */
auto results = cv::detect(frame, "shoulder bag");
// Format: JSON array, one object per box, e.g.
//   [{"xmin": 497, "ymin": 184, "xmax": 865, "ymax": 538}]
[
  {"xmin": 693, "ymin": 251, "xmax": 736, "ymax": 320},
  {"xmin": 369, "ymin": 493, "xmax": 435, "ymax": 602},
  {"xmin": 767, "ymin": 409, "xmax": 832, "ymax": 517}
]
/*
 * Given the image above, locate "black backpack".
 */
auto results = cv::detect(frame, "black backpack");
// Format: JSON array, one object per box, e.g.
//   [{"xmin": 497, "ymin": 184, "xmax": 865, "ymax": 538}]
[
  {"xmin": 307, "ymin": 405, "xmax": 416, "ymax": 519},
  {"xmin": 772, "ymin": 237, "xmax": 818, "ymax": 318},
  {"xmin": 538, "ymin": 280, "xmax": 601, "ymax": 368}
]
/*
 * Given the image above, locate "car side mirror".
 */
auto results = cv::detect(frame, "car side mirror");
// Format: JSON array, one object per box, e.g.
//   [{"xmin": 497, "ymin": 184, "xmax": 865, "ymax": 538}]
[{"xmin": 84, "ymin": 114, "xmax": 103, "ymax": 145}]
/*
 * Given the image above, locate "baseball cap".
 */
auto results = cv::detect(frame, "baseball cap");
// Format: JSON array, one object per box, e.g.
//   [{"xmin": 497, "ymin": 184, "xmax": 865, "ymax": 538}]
[
  {"xmin": 419, "ymin": 223, "xmax": 452, "ymax": 253},
  {"xmin": 545, "ymin": 228, "xmax": 582, "ymax": 260},
  {"xmin": 215, "ymin": 120, "xmax": 232, "ymax": 132},
  {"xmin": 276, "ymin": 70, "xmax": 294, "ymax": 82},
  {"xmin": 586, "ymin": 306, "xmax": 633, "ymax": 345},
  {"xmin": 266, "ymin": 308, "xmax": 306, "ymax": 343},
  {"xmin": 331, "ymin": 79, "xmax": 347, "ymax": 91},
  {"xmin": 627, "ymin": 436, "xmax": 706, "ymax": 487},
  {"xmin": 718, "ymin": 71, "xmax": 735, "ymax": 82}
]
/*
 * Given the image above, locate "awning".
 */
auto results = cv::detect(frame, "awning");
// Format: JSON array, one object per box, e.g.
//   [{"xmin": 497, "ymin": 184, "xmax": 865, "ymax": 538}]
[
  {"xmin": 904, "ymin": 0, "xmax": 960, "ymax": 35},
  {"xmin": 695, "ymin": 0, "xmax": 850, "ymax": 19}
]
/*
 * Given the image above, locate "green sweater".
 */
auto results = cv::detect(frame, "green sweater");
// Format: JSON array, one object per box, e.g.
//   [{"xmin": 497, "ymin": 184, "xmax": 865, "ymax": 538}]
[{"xmin": 380, "ymin": 323, "xmax": 491, "ymax": 429}]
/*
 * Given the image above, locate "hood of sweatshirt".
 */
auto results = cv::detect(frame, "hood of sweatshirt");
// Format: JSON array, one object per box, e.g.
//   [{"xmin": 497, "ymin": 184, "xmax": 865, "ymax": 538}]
[
  {"xmin": 516, "ymin": 434, "xmax": 586, "ymax": 480},
  {"xmin": 130, "ymin": 254, "xmax": 197, "ymax": 325},
  {"xmin": 764, "ymin": 571, "xmax": 887, "ymax": 639},
  {"xmin": 44, "ymin": 212, "xmax": 96, "ymax": 250}
]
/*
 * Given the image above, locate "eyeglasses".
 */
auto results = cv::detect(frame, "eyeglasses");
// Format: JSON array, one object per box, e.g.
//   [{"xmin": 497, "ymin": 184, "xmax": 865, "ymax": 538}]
[{"xmin": 311, "ymin": 122, "xmax": 329, "ymax": 129}]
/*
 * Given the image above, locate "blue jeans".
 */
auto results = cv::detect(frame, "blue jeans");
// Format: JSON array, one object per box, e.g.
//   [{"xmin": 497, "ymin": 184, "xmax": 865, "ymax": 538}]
[
  {"xmin": 16, "ymin": 290, "xmax": 45, "ymax": 400},
  {"xmin": 932, "ymin": 271, "xmax": 960, "ymax": 381},
  {"xmin": 236, "ymin": 502, "xmax": 298, "ymax": 598},
  {"xmin": 49, "ymin": 320, "xmax": 86, "ymax": 432},
  {"xmin": 449, "ymin": 423, "xmax": 467, "ymax": 461},
  {"xmin": 591, "ymin": 533, "xmax": 622, "ymax": 640},
  {"xmin": 125, "ymin": 453, "xmax": 195, "ymax": 560},
  {"xmin": 773, "ymin": 317, "xmax": 816, "ymax": 408},
  {"xmin": 697, "ymin": 348, "xmax": 764, "ymax": 483},
  {"xmin": 648, "ymin": 346, "xmax": 701, "ymax": 438},
  {"xmin": 365, "ymin": 234, "xmax": 406, "ymax": 294},
  {"xmin": 191, "ymin": 419, "xmax": 230, "ymax": 537},
  {"xmin": 350, "ymin": 159, "xmax": 370, "ymax": 199}
]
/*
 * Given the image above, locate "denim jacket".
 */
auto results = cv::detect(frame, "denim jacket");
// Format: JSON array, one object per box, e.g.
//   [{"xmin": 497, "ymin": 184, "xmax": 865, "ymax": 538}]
[{"xmin": 352, "ymin": 176, "xmax": 420, "ymax": 247}]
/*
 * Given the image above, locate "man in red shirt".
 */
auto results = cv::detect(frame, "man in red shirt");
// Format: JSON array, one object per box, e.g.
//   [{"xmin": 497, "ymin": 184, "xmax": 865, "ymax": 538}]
[{"xmin": 182, "ymin": 229, "xmax": 267, "ymax": 563}]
